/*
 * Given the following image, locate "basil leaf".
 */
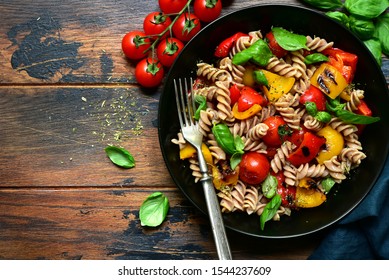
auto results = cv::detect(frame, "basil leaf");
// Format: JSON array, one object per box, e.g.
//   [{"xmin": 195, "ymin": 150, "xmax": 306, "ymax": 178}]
[
  {"xmin": 326, "ymin": 11, "xmax": 350, "ymax": 26},
  {"xmin": 261, "ymin": 175, "xmax": 278, "ymax": 199},
  {"xmin": 364, "ymin": 38, "xmax": 383, "ymax": 66},
  {"xmin": 234, "ymin": 135, "xmax": 245, "ymax": 153},
  {"xmin": 230, "ymin": 152, "xmax": 242, "ymax": 170},
  {"xmin": 260, "ymin": 194, "xmax": 282, "ymax": 231},
  {"xmin": 139, "ymin": 192, "xmax": 169, "ymax": 227},
  {"xmin": 335, "ymin": 109, "xmax": 380, "ymax": 124},
  {"xmin": 305, "ymin": 101, "xmax": 318, "ymax": 116},
  {"xmin": 253, "ymin": 70, "xmax": 268, "ymax": 86},
  {"xmin": 232, "ymin": 39, "xmax": 273, "ymax": 66},
  {"xmin": 105, "ymin": 145, "xmax": 135, "ymax": 168},
  {"xmin": 212, "ymin": 123, "xmax": 236, "ymax": 155},
  {"xmin": 345, "ymin": 0, "xmax": 389, "ymax": 19},
  {"xmin": 349, "ymin": 15, "xmax": 375, "ymax": 40},
  {"xmin": 316, "ymin": 111, "xmax": 332, "ymax": 123},
  {"xmin": 326, "ymin": 98, "xmax": 345, "ymax": 112},
  {"xmin": 301, "ymin": 0, "xmax": 343, "ymax": 10},
  {"xmin": 304, "ymin": 53, "xmax": 329, "ymax": 65},
  {"xmin": 272, "ymin": 27, "xmax": 308, "ymax": 51},
  {"xmin": 321, "ymin": 177, "xmax": 336, "ymax": 194},
  {"xmin": 376, "ymin": 13, "xmax": 389, "ymax": 56},
  {"xmin": 194, "ymin": 94, "xmax": 207, "ymax": 120}
]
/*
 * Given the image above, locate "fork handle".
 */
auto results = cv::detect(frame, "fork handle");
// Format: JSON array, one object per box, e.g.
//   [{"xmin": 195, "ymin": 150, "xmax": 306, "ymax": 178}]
[{"xmin": 197, "ymin": 149, "xmax": 232, "ymax": 260}]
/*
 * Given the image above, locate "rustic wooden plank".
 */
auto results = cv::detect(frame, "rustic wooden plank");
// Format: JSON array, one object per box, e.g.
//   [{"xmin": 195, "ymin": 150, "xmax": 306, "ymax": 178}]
[
  {"xmin": 0, "ymin": 86, "xmax": 173, "ymax": 187},
  {"xmin": 0, "ymin": 187, "xmax": 318, "ymax": 260},
  {"xmin": 0, "ymin": 0, "xmax": 305, "ymax": 84}
]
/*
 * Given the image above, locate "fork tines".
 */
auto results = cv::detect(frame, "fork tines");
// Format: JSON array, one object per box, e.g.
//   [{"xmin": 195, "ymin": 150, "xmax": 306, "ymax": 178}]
[{"xmin": 174, "ymin": 77, "xmax": 195, "ymax": 128}]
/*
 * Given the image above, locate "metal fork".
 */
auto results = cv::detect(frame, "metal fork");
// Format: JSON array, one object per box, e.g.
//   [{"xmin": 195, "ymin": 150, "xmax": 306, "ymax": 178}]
[{"xmin": 174, "ymin": 78, "xmax": 232, "ymax": 260}]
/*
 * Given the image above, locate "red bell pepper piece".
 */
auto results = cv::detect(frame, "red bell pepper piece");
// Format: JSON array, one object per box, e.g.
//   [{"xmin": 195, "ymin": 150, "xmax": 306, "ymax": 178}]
[
  {"xmin": 323, "ymin": 48, "xmax": 358, "ymax": 83},
  {"xmin": 288, "ymin": 132, "xmax": 326, "ymax": 166},
  {"xmin": 214, "ymin": 32, "xmax": 248, "ymax": 58},
  {"xmin": 273, "ymin": 171, "xmax": 296, "ymax": 208},
  {"xmin": 355, "ymin": 100, "xmax": 372, "ymax": 116},
  {"xmin": 229, "ymin": 84, "xmax": 241, "ymax": 105},
  {"xmin": 237, "ymin": 86, "xmax": 267, "ymax": 112},
  {"xmin": 355, "ymin": 100, "xmax": 373, "ymax": 134}
]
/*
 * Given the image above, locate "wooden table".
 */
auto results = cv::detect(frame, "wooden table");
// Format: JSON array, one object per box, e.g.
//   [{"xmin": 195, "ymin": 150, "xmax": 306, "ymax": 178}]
[{"xmin": 0, "ymin": 0, "xmax": 388, "ymax": 260}]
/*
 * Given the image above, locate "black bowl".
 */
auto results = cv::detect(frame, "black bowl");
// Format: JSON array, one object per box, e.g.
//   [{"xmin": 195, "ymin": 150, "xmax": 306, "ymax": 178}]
[{"xmin": 158, "ymin": 4, "xmax": 389, "ymax": 238}]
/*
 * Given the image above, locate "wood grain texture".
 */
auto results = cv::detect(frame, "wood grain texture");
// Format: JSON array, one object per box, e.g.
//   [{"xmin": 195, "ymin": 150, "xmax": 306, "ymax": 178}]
[{"xmin": 0, "ymin": 0, "xmax": 387, "ymax": 260}]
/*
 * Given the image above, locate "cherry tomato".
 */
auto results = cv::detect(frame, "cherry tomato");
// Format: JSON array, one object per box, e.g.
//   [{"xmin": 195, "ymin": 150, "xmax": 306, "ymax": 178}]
[
  {"xmin": 135, "ymin": 57, "xmax": 165, "ymax": 88},
  {"xmin": 229, "ymin": 84, "xmax": 241, "ymax": 105},
  {"xmin": 237, "ymin": 86, "xmax": 267, "ymax": 112},
  {"xmin": 239, "ymin": 152, "xmax": 270, "ymax": 185},
  {"xmin": 214, "ymin": 32, "xmax": 248, "ymax": 58},
  {"xmin": 286, "ymin": 128, "xmax": 306, "ymax": 147},
  {"xmin": 265, "ymin": 31, "xmax": 288, "ymax": 58},
  {"xmin": 274, "ymin": 172, "xmax": 296, "ymax": 208},
  {"xmin": 158, "ymin": 0, "xmax": 187, "ymax": 14},
  {"xmin": 172, "ymin": 13, "xmax": 201, "ymax": 42},
  {"xmin": 121, "ymin": 31, "xmax": 151, "ymax": 60},
  {"xmin": 299, "ymin": 85, "xmax": 327, "ymax": 111},
  {"xmin": 156, "ymin": 37, "xmax": 184, "ymax": 67},
  {"xmin": 288, "ymin": 132, "xmax": 326, "ymax": 166},
  {"xmin": 193, "ymin": 0, "xmax": 222, "ymax": 23},
  {"xmin": 262, "ymin": 116, "xmax": 289, "ymax": 147},
  {"xmin": 143, "ymin": 12, "xmax": 172, "ymax": 40}
]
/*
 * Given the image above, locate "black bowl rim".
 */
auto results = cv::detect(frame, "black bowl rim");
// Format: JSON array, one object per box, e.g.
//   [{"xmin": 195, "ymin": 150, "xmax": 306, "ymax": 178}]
[{"xmin": 157, "ymin": 3, "xmax": 389, "ymax": 238}]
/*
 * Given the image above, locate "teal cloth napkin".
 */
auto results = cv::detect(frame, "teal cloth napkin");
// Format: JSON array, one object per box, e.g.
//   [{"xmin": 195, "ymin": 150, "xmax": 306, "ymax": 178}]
[{"xmin": 309, "ymin": 155, "xmax": 389, "ymax": 259}]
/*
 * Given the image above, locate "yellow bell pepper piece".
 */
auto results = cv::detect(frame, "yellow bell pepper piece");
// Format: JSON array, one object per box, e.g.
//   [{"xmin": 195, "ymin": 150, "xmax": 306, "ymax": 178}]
[
  {"xmin": 232, "ymin": 102, "xmax": 262, "ymax": 120},
  {"xmin": 179, "ymin": 143, "xmax": 213, "ymax": 165},
  {"xmin": 261, "ymin": 69, "xmax": 295, "ymax": 102},
  {"xmin": 298, "ymin": 177, "xmax": 317, "ymax": 189},
  {"xmin": 212, "ymin": 164, "xmax": 239, "ymax": 190},
  {"xmin": 316, "ymin": 126, "xmax": 344, "ymax": 164},
  {"xmin": 295, "ymin": 186, "xmax": 326, "ymax": 208},
  {"xmin": 310, "ymin": 63, "xmax": 348, "ymax": 99},
  {"xmin": 242, "ymin": 66, "xmax": 256, "ymax": 87}
]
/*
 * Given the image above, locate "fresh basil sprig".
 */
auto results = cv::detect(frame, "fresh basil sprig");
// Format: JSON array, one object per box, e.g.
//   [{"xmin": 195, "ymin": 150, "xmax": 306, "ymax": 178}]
[
  {"xmin": 305, "ymin": 101, "xmax": 332, "ymax": 123},
  {"xmin": 232, "ymin": 39, "xmax": 273, "ymax": 66},
  {"xmin": 304, "ymin": 53, "xmax": 329, "ymax": 64},
  {"xmin": 376, "ymin": 13, "xmax": 389, "ymax": 56},
  {"xmin": 345, "ymin": 0, "xmax": 389, "ymax": 19},
  {"xmin": 302, "ymin": 0, "xmax": 389, "ymax": 66},
  {"xmin": 194, "ymin": 94, "xmax": 207, "ymax": 120},
  {"xmin": 260, "ymin": 194, "xmax": 282, "ymax": 231},
  {"xmin": 321, "ymin": 177, "xmax": 336, "ymax": 194},
  {"xmin": 105, "ymin": 145, "xmax": 135, "ymax": 168},
  {"xmin": 139, "ymin": 192, "xmax": 169, "ymax": 227},
  {"xmin": 261, "ymin": 175, "xmax": 278, "ymax": 199},
  {"xmin": 272, "ymin": 27, "xmax": 309, "ymax": 51},
  {"xmin": 326, "ymin": 98, "xmax": 380, "ymax": 124},
  {"xmin": 212, "ymin": 123, "xmax": 244, "ymax": 170}
]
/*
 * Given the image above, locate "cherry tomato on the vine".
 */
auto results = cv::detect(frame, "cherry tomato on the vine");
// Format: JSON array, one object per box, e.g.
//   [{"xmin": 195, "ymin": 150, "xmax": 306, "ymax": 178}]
[
  {"xmin": 172, "ymin": 13, "xmax": 201, "ymax": 42},
  {"xmin": 122, "ymin": 31, "xmax": 151, "ymax": 60},
  {"xmin": 158, "ymin": 0, "xmax": 187, "ymax": 14},
  {"xmin": 239, "ymin": 152, "xmax": 270, "ymax": 185},
  {"xmin": 193, "ymin": 0, "xmax": 222, "ymax": 23},
  {"xmin": 157, "ymin": 37, "xmax": 184, "ymax": 67},
  {"xmin": 143, "ymin": 12, "xmax": 172, "ymax": 40},
  {"xmin": 135, "ymin": 58, "xmax": 165, "ymax": 88}
]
